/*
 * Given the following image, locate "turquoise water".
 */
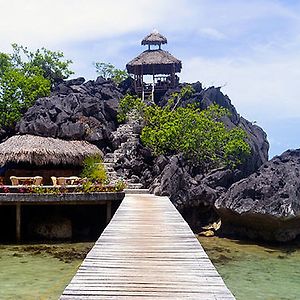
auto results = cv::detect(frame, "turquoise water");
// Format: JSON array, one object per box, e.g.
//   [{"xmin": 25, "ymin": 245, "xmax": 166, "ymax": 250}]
[
  {"xmin": 0, "ymin": 243, "xmax": 93, "ymax": 300},
  {"xmin": 198, "ymin": 236, "xmax": 300, "ymax": 300},
  {"xmin": 1, "ymin": 238, "xmax": 300, "ymax": 299}
]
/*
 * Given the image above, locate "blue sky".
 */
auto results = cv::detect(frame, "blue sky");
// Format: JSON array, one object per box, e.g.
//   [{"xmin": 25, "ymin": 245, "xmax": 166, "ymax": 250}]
[{"xmin": 0, "ymin": 0, "xmax": 299, "ymax": 158}]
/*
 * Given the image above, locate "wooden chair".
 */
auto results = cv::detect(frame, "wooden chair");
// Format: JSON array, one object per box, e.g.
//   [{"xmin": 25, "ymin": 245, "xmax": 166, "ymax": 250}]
[
  {"xmin": 10, "ymin": 176, "xmax": 43, "ymax": 186},
  {"xmin": 51, "ymin": 176, "xmax": 80, "ymax": 186}
]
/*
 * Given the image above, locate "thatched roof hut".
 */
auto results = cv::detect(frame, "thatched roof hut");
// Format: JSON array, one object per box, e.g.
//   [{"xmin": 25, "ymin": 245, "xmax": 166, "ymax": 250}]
[
  {"xmin": 126, "ymin": 49, "xmax": 182, "ymax": 75},
  {"xmin": 0, "ymin": 134, "xmax": 102, "ymax": 166},
  {"xmin": 141, "ymin": 31, "xmax": 167, "ymax": 46},
  {"xmin": 126, "ymin": 31, "xmax": 182, "ymax": 101}
]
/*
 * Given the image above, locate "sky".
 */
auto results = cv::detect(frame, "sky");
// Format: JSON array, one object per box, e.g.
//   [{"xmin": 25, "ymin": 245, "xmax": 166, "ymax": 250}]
[{"xmin": 0, "ymin": 0, "xmax": 299, "ymax": 158}]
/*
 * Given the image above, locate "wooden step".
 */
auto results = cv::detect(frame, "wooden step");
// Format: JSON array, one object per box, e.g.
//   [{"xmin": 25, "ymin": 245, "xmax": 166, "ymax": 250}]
[{"xmin": 124, "ymin": 188, "xmax": 150, "ymax": 194}]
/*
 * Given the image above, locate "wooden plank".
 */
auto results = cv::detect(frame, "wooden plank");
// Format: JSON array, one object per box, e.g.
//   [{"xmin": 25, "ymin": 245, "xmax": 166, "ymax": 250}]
[{"xmin": 60, "ymin": 194, "xmax": 235, "ymax": 299}]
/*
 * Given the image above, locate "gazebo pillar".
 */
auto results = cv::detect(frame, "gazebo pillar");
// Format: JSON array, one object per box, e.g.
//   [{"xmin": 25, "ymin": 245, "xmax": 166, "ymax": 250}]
[
  {"xmin": 151, "ymin": 67, "xmax": 155, "ymax": 103},
  {"xmin": 151, "ymin": 75, "xmax": 155, "ymax": 103},
  {"xmin": 134, "ymin": 66, "xmax": 137, "ymax": 91},
  {"xmin": 172, "ymin": 63, "xmax": 176, "ymax": 87},
  {"xmin": 141, "ymin": 65, "xmax": 144, "ymax": 101}
]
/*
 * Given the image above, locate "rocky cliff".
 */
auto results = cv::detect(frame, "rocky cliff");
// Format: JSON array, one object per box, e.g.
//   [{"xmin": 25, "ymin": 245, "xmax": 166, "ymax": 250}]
[
  {"xmin": 215, "ymin": 149, "xmax": 300, "ymax": 242},
  {"xmin": 15, "ymin": 77, "xmax": 270, "ymax": 231},
  {"xmin": 149, "ymin": 82, "xmax": 269, "ymax": 228},
  {"xmin": 17, "ymin": 77, "xmax": 123, "ymax": 149}
]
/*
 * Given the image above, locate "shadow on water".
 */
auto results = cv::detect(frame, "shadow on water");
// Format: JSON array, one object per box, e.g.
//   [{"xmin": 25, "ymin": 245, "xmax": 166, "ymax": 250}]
[{"xmin": 0, "ymin": 201, "xmax": 122, "ymax": 299}]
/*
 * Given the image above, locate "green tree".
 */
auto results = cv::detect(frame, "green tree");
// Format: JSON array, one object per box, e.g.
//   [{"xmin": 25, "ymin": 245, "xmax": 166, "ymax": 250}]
[
  {"xmin": 0, "ymin": 44, "xmax": 73, "ymax": 128},
  {"xmin": 167, "ymin": 84, "xmax": 195, "ymax": 110},
  {"xmin": 141, "ymin": 103, "xmax": 251, "ymax": 169},
  {"xmin": 94, "ymin": 62, "xmax": 128, "ymax": 84},
  {"xmin": 116, "ymin": 89, "xmax": 250, "ymax": 169},
  {"xmin": 11, "ymin": 44, "xmax": 74, "ymax": 85},
  {"xmin": 0, "ymin": 57, "xmax": 50, "ymax": 128}
]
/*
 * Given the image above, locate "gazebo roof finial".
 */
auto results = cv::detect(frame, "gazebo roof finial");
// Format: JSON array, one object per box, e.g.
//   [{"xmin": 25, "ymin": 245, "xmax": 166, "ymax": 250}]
[{"xmin": 141, "ymin": 30, "xmax": 168, "ymax": 46}]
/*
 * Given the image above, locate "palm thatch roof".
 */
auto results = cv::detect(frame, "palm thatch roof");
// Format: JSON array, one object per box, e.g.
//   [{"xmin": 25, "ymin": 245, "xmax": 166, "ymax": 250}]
[
  {"xmin": 126, "ymin": 49, "xmax": 182, "ymax": 75},
  {"xmin": 141, "ymin": 31, "xmax": 167, "ymax": 46},
  {"xmin": 0, "ymin": 134, "xmax": 102, "ymax": 166}
]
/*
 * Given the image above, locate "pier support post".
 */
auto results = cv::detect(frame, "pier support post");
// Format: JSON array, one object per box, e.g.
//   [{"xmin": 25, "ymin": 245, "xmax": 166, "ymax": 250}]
[
  {"xmin": 16, "ymin": 204, "xmax": 21, "ymax": 242},
  {"xmin": 106, "ymin": 201, "xmax": 112, "ymax": 224}
]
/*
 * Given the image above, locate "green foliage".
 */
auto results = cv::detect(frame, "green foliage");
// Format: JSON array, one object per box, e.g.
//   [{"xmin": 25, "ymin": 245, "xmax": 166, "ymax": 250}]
[
  {"xmin": 116, "ymin": 85, "xmax": 250, "ymax": 169},
  {"xmin": 0, "ymin": 44, "xmax": 73, "ymax": 128},
  {"xmin": 0, "ymin": 56, "xmax": 50, "ymax": 128},
  {"xmin": 114, "ymin": 180, "xmax": 127, "ymax": 192},
  {"xmin": 141, "ymin": 103, "xmax": 251, "ymax": 169},
  {"xmin": 80, "ymin": 155, "xmax": 108, "ymax": 184},
  {"xmin": 94, "ymin": 62, "xmax": 128, "ymax": 84},
  {"xmin": 167, "ymin": 84, "xmax": 195, "ymax": 109},
  {"xmin": 5, "ymin": 181, "xmax": 126, "ymax": 194},
  {"xmin": 11, "ymin": 44, "xmax": 74, "ymax": 85},
  {"xmin": 117, "ymin": 94, "xmax": 146, "ymax": 123}
]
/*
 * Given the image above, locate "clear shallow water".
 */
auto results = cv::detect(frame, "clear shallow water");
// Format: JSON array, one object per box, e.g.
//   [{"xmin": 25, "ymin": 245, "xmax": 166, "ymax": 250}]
[
  {"xmin": 0, "ymin": 243, "xmax": 93, "ymax": 300},
  {"xmin": 1, "ymin": 238, "xmax": 300, "ymax": 299},
  {"xmin": 198, "ymin": 236, "xmax": 300, "ymax": 300}
]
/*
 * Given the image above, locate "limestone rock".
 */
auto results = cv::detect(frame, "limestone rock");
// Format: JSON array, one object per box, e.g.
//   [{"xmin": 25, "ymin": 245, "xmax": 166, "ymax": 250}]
[
  {"xmin": 16, "ymin": 77, "xmax": 122, "ymax": 147},
  {"xmin": 150, "ymin": 85, "xmax": 269, "ymax": 229},
  {"xmin": 199, "ymin": 230, "xmax": 215, "ymax": 237},
  {"xmin": 159, "ymin": 85, "xmax": 269, "ymax": 175},
  {"xmin": 13, "ymin": 79, "xmax": 270, "ymax": 233},
  {"xmin": 215, "ymin": 149, "xmax": 300, "ymax": 242}
]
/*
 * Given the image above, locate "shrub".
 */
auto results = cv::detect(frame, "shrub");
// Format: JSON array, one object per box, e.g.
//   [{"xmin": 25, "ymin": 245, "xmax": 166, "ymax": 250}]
[
  {"xmin": 94, "ymin": 62, "xmax": 128, "ymax": 84},
  {"xmin": 117, "ymin": 94, "xmax": 146, "ymax": 123},
  {"xmin": 141, "ymin": 103, "xmax": 251, "ymax": 169},
  {"xmin": 80, "ymin": 155, "xmax": 108, "ymax": 184}
]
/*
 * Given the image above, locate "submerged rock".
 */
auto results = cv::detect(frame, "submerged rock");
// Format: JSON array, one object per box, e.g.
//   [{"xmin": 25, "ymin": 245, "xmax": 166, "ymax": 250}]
[
  {"xmin": 29, "ymin": 216, "xmax": 72, "ymax": 239},
  {"xmin": 215, "ymin": 149, "xmax": 300, "ymax": 242}
]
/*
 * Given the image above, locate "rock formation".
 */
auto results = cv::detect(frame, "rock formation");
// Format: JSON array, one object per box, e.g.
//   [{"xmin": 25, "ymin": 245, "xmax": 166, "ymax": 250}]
[
  {"xmin": 150, "ymin": 83, "xmax": 269, "ymax": 228},
  {"xmin": 103, "ymin": 113, "xmax": 150, "ymax": 189},
  {"xmin": 158, "ymin": 82, "xmax": 269, "ymax": 174},
  {"xmin": 17, "ymin": 77, "xmax": 123, "ymax": 148},
  {"xmin": 215, "ymin": 149, "xmax": 300, "ymax": 242},
  {"xmin": 15, "ymin": 77, "xmax": 270, "ymax": 231}
]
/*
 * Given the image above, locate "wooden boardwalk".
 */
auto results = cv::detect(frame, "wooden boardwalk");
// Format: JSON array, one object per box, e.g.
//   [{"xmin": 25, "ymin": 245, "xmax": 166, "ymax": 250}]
[{"xmin": 61, "ymin": 194, "xmax": 235, "ymax": 299}]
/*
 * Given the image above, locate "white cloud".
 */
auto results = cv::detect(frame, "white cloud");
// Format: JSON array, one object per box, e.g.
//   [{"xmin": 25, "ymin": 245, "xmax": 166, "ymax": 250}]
[
  {"xmin": 1, "ymin": 0, "xmax": 297, "ymax": 50},
  {"xmin": 181, "ymin": 49, "xmax": 300, "ymax": 121},
  {"xmin": 0, "ymin": 0, "xmax": 194, "ymax": 49},
  {"xmin": 197, "ymin": 28, "xmax": 227, "ymax": 40}
]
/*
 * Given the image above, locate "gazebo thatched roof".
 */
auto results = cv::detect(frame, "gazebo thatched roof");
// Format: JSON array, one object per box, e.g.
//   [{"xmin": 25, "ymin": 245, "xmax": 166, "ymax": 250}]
[
  {"xmin": 0, "ymin": 134, "xmax": 102, "ymax": 166},
  {"xmin": 141, "ymin": 31, "xmax": 167, "ymax": 46},
  {"xmin": 126, "ymin": 49, "xmax": 182, "ymax": 75}
]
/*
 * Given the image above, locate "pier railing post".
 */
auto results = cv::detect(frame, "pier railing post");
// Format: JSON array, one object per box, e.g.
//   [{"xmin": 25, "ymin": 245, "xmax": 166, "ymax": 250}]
[
  {"xmin": 16, "ymin": 203, "xmax": 21, "ymax": 242},
  {"xmin": 106, "ymin": 201, "xmax": 112, "ymax": 224}
]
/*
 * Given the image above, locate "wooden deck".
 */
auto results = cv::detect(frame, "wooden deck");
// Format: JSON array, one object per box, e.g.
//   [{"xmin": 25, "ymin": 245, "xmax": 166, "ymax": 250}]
[
  {"xmin": 0, "ymin": 192, "xmax": 124, "ymax": 242},
  {"xmin": 61, "ymin": 194, "xmax": 235, "ymax": 299}
]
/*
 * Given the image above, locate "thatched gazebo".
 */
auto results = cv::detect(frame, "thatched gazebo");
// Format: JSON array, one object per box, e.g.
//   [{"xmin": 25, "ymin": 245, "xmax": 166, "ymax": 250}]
[
  {"xmin": 0, "ymin": 134, "xmax": 102, "ymax": 184},
  {"xmin": 126, "ymin": 30, "xmax": 182, "ymax": 102}
]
